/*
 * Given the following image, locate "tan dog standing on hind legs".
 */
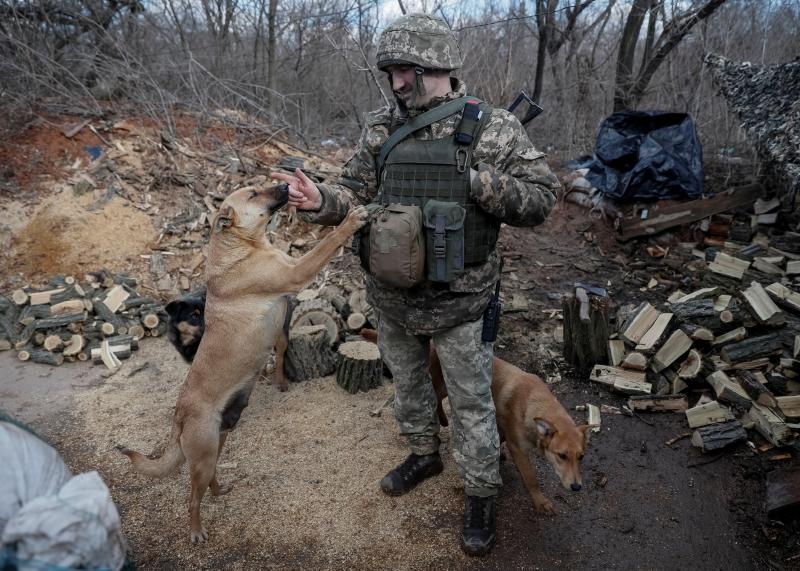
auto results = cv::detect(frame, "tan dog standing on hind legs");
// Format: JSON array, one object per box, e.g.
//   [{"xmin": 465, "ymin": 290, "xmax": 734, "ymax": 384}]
[{"xmin": 119, "ymin": 184, "xmax": 367, "ymax": 543}]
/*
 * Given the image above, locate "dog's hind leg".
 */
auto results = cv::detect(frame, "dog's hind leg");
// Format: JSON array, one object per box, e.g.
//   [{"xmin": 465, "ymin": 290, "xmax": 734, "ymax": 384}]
[
  {"xmin": 274, "ymin": 331, "xmax": 289, "ymax": 392},
  {"xmin": 209, "ymin": 431, "xmax": 233, "ymax": 496},
  {"xmin": 183, "ymin": 420, "xmax": 221, "ymax": 543}
]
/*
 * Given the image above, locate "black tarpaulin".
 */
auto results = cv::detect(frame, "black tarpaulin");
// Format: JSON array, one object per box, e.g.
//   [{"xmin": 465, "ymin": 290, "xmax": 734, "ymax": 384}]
[{"xmin": 584, "ymin": 111, "xmax": 704, "ymax": 201}]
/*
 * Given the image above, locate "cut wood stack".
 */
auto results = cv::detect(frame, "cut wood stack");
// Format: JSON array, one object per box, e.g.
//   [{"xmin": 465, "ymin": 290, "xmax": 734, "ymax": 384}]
[
  {"xmin": 0, "ymin": 270, "xmax": 167, "ymax": 369},
  {"xmin": 585, "ymin": 276, "xmax": 800, "ymax": 453}
]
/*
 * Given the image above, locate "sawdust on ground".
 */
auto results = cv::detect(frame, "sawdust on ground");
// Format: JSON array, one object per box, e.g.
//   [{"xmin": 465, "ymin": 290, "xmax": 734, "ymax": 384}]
[
  {"xmin": 3, "ymin": 186, "xmax": 156, "ymax": 284},
  {"xmin": 72, "ymin": 342, "xmax": 472, "ymax": 570}
]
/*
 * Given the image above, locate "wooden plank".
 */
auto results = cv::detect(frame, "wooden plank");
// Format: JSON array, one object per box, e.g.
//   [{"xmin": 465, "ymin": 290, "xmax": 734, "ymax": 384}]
[
  {"xmin": 619, "ymin": 183, "xmax": 764, "ymax": 240},
  {"xmin": 628, "ymin": 395, "xmax": 688, "ymax": 412}
]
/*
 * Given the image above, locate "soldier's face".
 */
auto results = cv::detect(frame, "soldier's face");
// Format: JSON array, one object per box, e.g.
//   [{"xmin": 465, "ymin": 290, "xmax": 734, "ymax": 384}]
[{"xmin": 386, "ymin": 64, "xmax": 416, "ymax": 105}]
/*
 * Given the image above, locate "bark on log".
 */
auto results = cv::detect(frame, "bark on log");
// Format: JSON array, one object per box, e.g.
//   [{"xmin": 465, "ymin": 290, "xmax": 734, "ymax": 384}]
[
  {"xmin": 562, "ymin": 289, "xmax": 610, "ymax": 375},
  {"xmin": 738, "ymin": 370, "xmax": 778, "ymax": 408},
  {"xmin": 285, "ymin": 325, "xmax": 336, "ymax": 382},
  {"xmin": 19, "ymin": 349, "xmax": 65, "ymax": 366},
  {"xmin": 335, "ymin": 340, "xmax": 383, "ymax": 394},
  {"xmin": 691, "ymin": 420, "xmax": 747, "ymax": 452},
  {"xmin": 720, "ymin": 333, "xmax": 783, "ymax": 364}
]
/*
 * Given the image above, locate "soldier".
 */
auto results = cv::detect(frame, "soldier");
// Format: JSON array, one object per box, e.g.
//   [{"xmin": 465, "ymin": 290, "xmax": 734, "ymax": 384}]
[{"xmin": 272, "ymin": 13, "xmax": 560, "ymax": 556}]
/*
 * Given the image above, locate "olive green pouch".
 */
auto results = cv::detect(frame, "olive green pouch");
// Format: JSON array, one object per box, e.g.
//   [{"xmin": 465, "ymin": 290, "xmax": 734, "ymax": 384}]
[
  {"xmin": 423, "ymin": 200, "xmax": 466, "ymax": 283},
  {"xmin": 362, "ymin": 204, "xmax": 425, "ymax": 288}
]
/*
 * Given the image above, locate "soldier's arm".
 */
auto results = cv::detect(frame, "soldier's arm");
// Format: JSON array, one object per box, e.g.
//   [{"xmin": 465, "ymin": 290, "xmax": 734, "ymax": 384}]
[
  {"xmin": 298, "ymin": 110, "xmax": 389, "ymax": 226},
  {"xmin": 470, "ymin": 109, "xmax": 561, "ymax": 227}
]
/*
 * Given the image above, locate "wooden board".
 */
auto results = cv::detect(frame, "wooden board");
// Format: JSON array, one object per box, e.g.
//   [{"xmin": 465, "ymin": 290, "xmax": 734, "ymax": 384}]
[{"xmin": 619, "ymin": 183, "xmax": 764, "ymax": 240}]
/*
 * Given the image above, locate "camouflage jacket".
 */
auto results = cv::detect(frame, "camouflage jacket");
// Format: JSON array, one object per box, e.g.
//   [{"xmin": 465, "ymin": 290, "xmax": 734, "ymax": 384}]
[{"xmin": 301, "ymin": 80, "xmax": 560, "ymax": 335}]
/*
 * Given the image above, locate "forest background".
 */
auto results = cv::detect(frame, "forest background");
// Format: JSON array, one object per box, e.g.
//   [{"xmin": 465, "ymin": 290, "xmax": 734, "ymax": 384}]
[{"xmin": 1, "ymin": 0, "xmax": 799, "ymax": 161}]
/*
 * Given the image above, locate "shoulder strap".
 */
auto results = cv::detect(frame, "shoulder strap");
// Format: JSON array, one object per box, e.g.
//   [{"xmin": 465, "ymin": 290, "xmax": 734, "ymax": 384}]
[{"xmin": 376, "ymin": 96, "xmax": 471, "ymax": 178}]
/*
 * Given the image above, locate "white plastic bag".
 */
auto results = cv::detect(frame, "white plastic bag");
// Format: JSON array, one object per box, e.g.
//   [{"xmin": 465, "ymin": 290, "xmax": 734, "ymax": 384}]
[
  {"xmin": 2, "ymin": 472, "xmax": 126, "ymax": 571},
  {"xmin": 0, "ymin": 422, "xmax": 71, "ymax": 534}
]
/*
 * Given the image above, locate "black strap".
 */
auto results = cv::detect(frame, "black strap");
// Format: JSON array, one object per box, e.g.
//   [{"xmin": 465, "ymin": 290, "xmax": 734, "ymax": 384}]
[
  {"xmin": 376, "ymin": 96, "xmax": 472, "ymax": 179},
  {"xmin": 434, "ymin": 214, "xmax": 447, "ymax": 281}
]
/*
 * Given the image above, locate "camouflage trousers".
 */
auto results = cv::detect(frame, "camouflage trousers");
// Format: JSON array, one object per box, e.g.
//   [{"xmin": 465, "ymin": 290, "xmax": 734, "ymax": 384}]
[{"xmin": 377, "ymin": 313, "xmax": 502, "ymax": 497}]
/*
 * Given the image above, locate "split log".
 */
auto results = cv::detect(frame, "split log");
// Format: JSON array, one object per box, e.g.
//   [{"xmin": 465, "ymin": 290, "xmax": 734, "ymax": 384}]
[
  {"xmin": 18, "ymin": 305, "xmax": 51, "ymax": 325},
  {"xmin": 737, "ymin": 370, "xmax": 778, "ymax": 408},
  {"xmin": 636, "ymin": 313, "xmax": 674, "ymax": 352},
  {"xmin": 776, "ymin": 395, "xmax": 800, "ymax": 420},
  {"xmin": 652, "ymin": 330, "xmax": 692, "ymax": 372},
  {"xmin": 335, "ymin": 340, "xmax": 383, "ymax": 394},
  {"xmin": 669, "ymin": 299, "xmax": 726, "ymax": 333},
  {"xmin": 346, "ymin": 312, "xmax": 367, "ymax": 331},
  {"xmin": 787, "ymin": 261, "xmax": 800, "ymax": 276},
  {"xmin": 608, "ymin": 339, "xmax": 625, "ymax": 366},
  {"xmin": 0, "ymin": 338, "xmax": 11, "ymax": 351},
  {"xmin": 285, "ymin": 325, "xmax": 337, "ymax": 382},
  {"xmin": 561, "ymin": 287, "xmax": 610, "ymax": 374},
  {"xmin": 148, "ymin": 322, "xmax": 168, "ymax": 337},
  {"xmin": 753, "ymin": 257, "xmax": 784, "ymax": 276},
  {"xmin": 742, "ymin": 281, "xmax": 785, "ymax": 325},
  {"xmin": 770, "ymin": 232, "xmax": 800, "ymax": 254},
  {"xmin": 764, "ymin": 283, "xmax": 800, "ymax": 315},
  {"xmin": 708, "ymin": 252, "xmax": 750, "ymax": 280},
  {"xmin": 92, "ymin": 297, "xmax": 126, "ymax": 331},
  {"xmin": 50, "ymin": 299, "xmax": 85, "ymax": 317},
  {"xmin": 712, "ymin": 327, "xmax": 747, "ymax": 346},
  {"xmin": 141, "ymin": 312, "xmax": 160, "ymax": 329},
  {"xmin": 18, "ymin": 349, "xmax": 64, "ymax": 366},
  {"xmin": 91, "ymin": 344, "xmax": 132, "ymax": 364},
  {"xmin": 291, "ymin": 298, "xmax": 342, "ymax": 345},
  {"xmin": 628, "ymin": 395, "xmax": 688, "ymax": 412},
  {"xmin": 589, "ymin": 365, "xmax": 651, "ymax": 395},
  {"xmin": 586, "ymin": 404, "xmax": 601, "ymax": 432},
  {"xmin": 622, "ymin": 352, "xmax": 648, "ymax": 371},
  {"xmin": 43, "ymin": 335, "xmax": 63, "ymax": 352},
  {"xmin": 620, "ymin": 302, "xmax": 658, "ymax": 345},
  {"xmin": 677, "ymin": 349, "xmax": 703, "ymax": 379},
  {"xmin": 707, "ymin": 371, "xmax": 751, "ymax": 408},
  {"xmin": 720, "ymin": 333, "xmax": 783, "ymax": 364},
  {"xmin": 685, "ymin": 400, "xmax": 735, "ymax": 428},
  {"xmin": 62, "ymin": 335, "xmax": 86, "ymax": 357},
  {"xmin": 691, "ymin": 420, "xmax": 747, "ymax": 452},
  {"xmin": 748, "ymin": 403, "xmax": 795, "ymax": 447},
  {"xmin": 674, "ymin": 288, "xmax": 718, "ymax": 304},
  {"xmin": 128, "ymin": 324, "xmax": 146, "ymax": 339},
  {"xmin": 28, "ymin": 288, "xmax": 65, "ymax": 306}
]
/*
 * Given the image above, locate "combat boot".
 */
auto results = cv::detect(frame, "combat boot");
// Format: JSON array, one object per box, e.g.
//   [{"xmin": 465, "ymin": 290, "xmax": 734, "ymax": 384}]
[
  {"xmin": 380, "ymin": 452, "xmax": 443, "ymax": 496},
  {"xmin": 461, "ymin": 494, "xmax": 496, "ymax": 556}
]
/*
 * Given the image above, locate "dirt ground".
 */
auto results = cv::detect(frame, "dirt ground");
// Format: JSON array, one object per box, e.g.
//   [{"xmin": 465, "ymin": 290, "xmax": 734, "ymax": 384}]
[{"xmin": 1, "ymin": 114, "xmax": 798, "ymax": 570}]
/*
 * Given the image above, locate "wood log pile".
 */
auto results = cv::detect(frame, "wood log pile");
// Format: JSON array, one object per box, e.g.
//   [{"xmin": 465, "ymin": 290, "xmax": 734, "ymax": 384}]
[
  {"xmin": 1, "ymin": 270, "xmax": 168, "ymax": 370},
  {"xmin": 584, "ymin": 229, "xmax": 800, "ymax": 454}
]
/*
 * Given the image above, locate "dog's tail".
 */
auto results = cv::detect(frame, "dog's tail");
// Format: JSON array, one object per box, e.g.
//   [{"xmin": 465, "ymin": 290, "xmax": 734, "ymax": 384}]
[{"xmin": 117, "ymin": 422, "xmax": 185, "ymax": 478}]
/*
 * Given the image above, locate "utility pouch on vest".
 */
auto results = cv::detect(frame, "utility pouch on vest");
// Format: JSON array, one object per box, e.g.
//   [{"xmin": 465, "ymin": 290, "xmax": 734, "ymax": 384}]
[
  {"xmin": 364, "ymin": 204, "xmax": 425, "ymax": 289},
  {"xmin": 423, "ymin": 200, "xmax": 466, "ymax": 283}
]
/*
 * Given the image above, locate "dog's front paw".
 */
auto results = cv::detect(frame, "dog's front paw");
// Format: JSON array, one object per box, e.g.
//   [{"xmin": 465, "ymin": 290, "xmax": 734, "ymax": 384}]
[
  {"xmin": 190, "ymin": 527, "xmax": 209, "ymax": 543},
  {"xmin": 342, "ymin": 205, "xmax": 369, "ymax": 233},
  {"xmin": 532, "ymin": 495, "xmax": 557, "ymax": 515}
]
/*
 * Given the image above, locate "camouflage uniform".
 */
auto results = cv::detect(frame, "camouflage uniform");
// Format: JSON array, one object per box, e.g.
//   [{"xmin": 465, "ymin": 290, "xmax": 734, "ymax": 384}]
[{"xmin": 300, "ymin": 15, "xmax": 560, "ymax": 498}]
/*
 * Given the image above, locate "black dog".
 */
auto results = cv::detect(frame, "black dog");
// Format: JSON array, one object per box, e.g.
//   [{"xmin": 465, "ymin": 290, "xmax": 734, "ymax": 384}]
[
  {"xmin": 164, "ymin": 288, "xmax": 207, "ymax": 363},
  {"xmin": 164, "ymin": 288, "xmax": 296, "ymax": 391}
]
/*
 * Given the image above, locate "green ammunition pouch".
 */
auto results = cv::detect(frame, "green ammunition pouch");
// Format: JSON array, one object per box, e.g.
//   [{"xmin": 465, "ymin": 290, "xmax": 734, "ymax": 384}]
[
  {"xmin": 423, "ymin": 200, "xmax": 466, "ymax": 283},
  {"xmin": 357, "ymin": 203, "xmax": 425, "ymax": 289}
]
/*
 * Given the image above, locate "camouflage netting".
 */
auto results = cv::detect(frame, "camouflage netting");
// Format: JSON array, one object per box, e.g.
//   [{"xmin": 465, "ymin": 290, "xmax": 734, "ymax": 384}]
[{"xmin": 704, "ymin": 53, "xmax": 800, "ymax": 204}]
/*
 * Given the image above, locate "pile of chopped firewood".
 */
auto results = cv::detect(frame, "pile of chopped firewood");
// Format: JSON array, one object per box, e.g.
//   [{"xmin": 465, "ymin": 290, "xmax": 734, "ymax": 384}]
[
  {"xmin": 570, "ymin": 231, "xmax": 800, "ymax": 453},
  {"xmin": 0, "ymin": 270, "xmax": 168, "ymax": 369}
]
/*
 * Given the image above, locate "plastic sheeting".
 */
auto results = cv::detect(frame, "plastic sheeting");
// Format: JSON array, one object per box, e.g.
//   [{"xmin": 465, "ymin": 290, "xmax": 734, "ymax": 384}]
[
  {"xmin": 583, "ymin": 111, "xmax": 704, "ymax": 201},
  {"xmin": 0, "ymin": 422, "xmax": 126, "ymax": 571},
  {"xmin": 0, "ymin": 422, "xmax": 71, "ymax": 534}
]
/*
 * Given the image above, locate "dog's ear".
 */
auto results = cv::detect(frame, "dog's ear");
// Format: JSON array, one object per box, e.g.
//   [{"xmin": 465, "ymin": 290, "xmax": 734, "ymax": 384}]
[
  {"xmin": 578, "ymin": 424, "xmax": 593, "ymax": 447},
  {"xmin": 164, "ymin": 299, "xmax": 185, "ymax": 321},
  {"xmin": 212, "ymin": 205, "xmax": 235, "ymax": 233},
  {"xmin": 534, "ymin": 418, "xmax": 555, "ymax": 441}
]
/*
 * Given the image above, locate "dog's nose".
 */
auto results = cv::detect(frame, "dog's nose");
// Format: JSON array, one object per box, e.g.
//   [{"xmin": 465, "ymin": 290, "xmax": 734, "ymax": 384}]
[{"xmin": 571, "ymin": 483, "xmax": 582, "ymax": 492}]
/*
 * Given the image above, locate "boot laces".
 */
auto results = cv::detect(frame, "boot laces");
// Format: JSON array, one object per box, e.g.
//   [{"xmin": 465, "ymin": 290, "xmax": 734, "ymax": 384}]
[
  {"xmin": 396, "ymin": 454, "xmax": 425, "ymax": 482},
  {"xmin": 466, "ymin": 496, "xmax": 490, "ymax": 529}
]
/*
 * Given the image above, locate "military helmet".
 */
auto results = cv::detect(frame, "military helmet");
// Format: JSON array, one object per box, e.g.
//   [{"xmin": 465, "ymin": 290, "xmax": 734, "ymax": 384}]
[{"xmin": 376, "ymin": 13, "xmax": 462, "ymax": 72}]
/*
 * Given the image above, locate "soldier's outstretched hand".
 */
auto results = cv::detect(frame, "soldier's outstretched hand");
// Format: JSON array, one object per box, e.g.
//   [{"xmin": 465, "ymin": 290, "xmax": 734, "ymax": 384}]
[{"xmin": 271, "ymin": 168, "xmax": 322, "ymax": 211}]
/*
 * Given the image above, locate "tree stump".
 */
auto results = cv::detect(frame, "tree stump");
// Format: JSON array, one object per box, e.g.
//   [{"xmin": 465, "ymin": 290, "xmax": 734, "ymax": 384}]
[
  {"xmin": 562, "ymin": 286, "xmax": 610, "ymax": 375},
  {"xmin": 335, "ymin": 340, "xmax": 383, "ymax": 394},
  {"xmin": 290, "ymin": 298, "xmax": 342, "ymax": 344},
  {"xmin": 285, "ymin": 324, "xmax": 336, "ymax": 382}
]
